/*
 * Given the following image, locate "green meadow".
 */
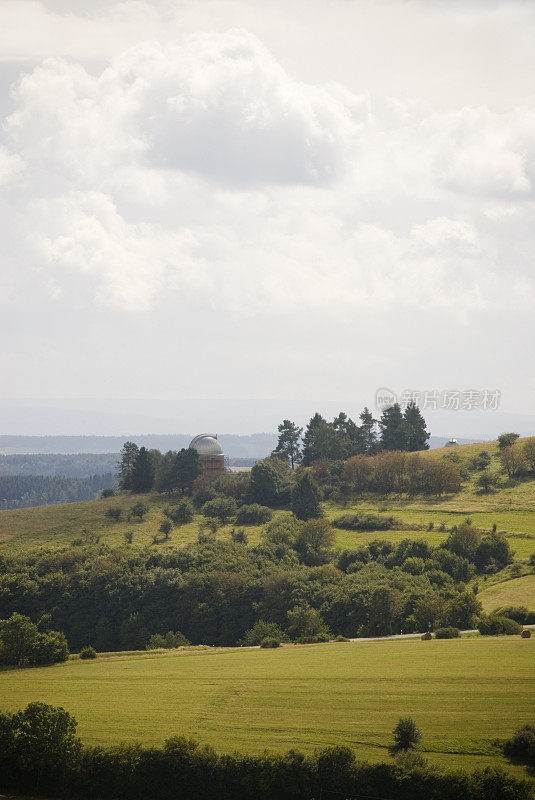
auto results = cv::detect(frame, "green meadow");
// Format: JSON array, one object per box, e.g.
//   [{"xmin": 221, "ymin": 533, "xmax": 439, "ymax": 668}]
[
  {"xmin": 2, "ymin": 494, "xmax": 535, "ymax": 561},
  {"xmin": 1, "ymin": 637, "xmax": 533, "ymax": 777},
  {"xmin": 478, "ymin": 574, "xmax": 535, "ymax": 612}
]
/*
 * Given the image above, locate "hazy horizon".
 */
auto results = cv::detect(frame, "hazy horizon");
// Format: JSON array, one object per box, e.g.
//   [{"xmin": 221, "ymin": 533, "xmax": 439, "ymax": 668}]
[{"xmin": 1, "ymin": 396, "xmax": 534, "ymax": 441}]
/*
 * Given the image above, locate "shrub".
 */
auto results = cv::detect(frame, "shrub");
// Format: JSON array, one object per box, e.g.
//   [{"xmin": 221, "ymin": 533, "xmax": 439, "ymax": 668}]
[
  {"xmin": 395, "ymin": 750, "xmax": 428, "ymax": 770},
  {"xmin": 503, "ymin": 725, "xmax": 535, "ymax": 764},
  {"xmin": 498, "ymin": 432, "xmax": 520, "ymax": 449},
  {"xmin": 260, "ymin": 637, "xmax": 281, "ymax": 648},
  {"xmin": 470, "ymin": 450, "xmax": 492, "ymax": 471},
  {"xmin": 79, "ymin": 646, "xmax": 97, "ymax": 659},
  {"xmin": 478, "ymin": 613, "xmax": 522, "ymax": 636},
  {"xmin": 130, "ymin": 500, "xmax": 149, "ymax": 521},
  {"xmin": 240, "ymin": 621, "xmax": 288, "ymax": 646},
  {"xmin": 401, "ymin": 556, "xmax": 425, "ymax": 575},
  {"xmin": 333, "ymin": 512, "xmax": 399, "ymax": 531},
  {"xmin": 235, "ymin": 504, "xmax": 272, "ymax": 525},
  {"xmin": 165, "ymin": 499, "xmax": 194, "ymax": 526},
  {"xmin": 521, "ymin": 629, "xmax": 531, "ymax": 638},
  {"xmin": 159, "ymin": 519, "xmax": 172, "ymax": 539},
  {"xmin": 287, "ymin": 603, "xmax": 330, "ymax": 640},
  {"xmin": 421, "ymin": 632, "xmax": 432, "ymax": 640},
  {"xmin": 434, "ymin": 627, "xmax": 460, "ymax": 639},
  {"xmin": 297, "ymin": 633, "xmax": 331, "ymax": 644},
  {"xmin": 101, "ymin": 488, "xmax": 115, "ymax": 498},
  {"xmin": 230, "ymin": 527, "xmax": 248, "ymax": 544},
  {"xmin": 498, "ymin": 606, "xmax": 529, "ymax": 624},
  {"xmin": 391, "ymin": 717, "xmax": 422, "ymax": 752},
  {"xmin": 105, "ymin": 507, "xmax": 122, "ymax": 522},
  {"xmin": 146, "ymin": 631, "xmax": 190, "ymax": 650},
  {"xmin": 201, "ymin": 496, "xmax": 238, "ymax": 524}
]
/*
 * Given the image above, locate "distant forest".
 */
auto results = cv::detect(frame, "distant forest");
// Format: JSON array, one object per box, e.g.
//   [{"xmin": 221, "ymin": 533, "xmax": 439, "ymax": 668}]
[
  {"xmin": 0, "ymin": 453, "xmax": 118, "ymax": 477},
  {"xmin": 0, "ymin": 474, "xmax": 115, "ymax": 510}
]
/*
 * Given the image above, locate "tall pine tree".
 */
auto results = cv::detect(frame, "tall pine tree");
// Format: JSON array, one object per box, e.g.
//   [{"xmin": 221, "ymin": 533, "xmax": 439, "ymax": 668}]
[
  {"xmin": 301, "ymin": 413, "xmax": 327, "ymax": 465},
  {"xmin": 358, "ymin": 407, "xmax": 378, "ymax": 454},
  {"xmin": 130, "ymin": 447, "xmax": 155, "ymax": 493},
  {"xmin": 272, "ymin": 420, "xmax": 303, "ymax": 468},
  {"xmin": 379, "ymin": 403, "xmax": 407, "ymax": 451},
  {"xmin": 403, "ymin": 401, "xmax": 430, "ymax": 451},
  {"xmin": 117, "ymin": 441, "xmax": 139, "ymax": 490}
]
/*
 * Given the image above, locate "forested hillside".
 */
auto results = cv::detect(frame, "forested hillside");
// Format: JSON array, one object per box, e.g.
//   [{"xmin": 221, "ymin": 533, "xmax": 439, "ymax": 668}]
[
  {"xmin": 0, "ymin": 474, "xmax": 115, "ymax": 509},
  {"xmin": 0, "ymin": 453, "xmax": 118, "ymax": 477}
]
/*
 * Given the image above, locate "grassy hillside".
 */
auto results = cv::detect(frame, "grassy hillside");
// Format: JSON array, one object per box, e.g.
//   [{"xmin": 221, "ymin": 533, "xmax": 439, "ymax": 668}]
[
  {"xmin": 1, "ymin": 437, "xmax": 535, "ymax": 558},
  {"xmin": 478, "ymin": 574, "xmax": 535, "ymax": 612},
  {"xmin": 1, "ymin": 637, "xmax": 533, "ymax": 777}
]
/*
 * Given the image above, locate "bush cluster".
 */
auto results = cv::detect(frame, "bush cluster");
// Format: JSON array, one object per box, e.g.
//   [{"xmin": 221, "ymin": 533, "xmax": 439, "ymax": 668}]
[
  {"xmin": 259, "ymin": 637, "xmax": 281, "ymax": 648},
  {"xmin": 434, "ymin": 627, "xmax": 460, "ymax": 639},
  {"xmin": 146, "ymin": 631, "xmax": 190, "ymax": 649},
  {"xmin": 79, "ymin": 646, "xmax": 97, "ymax": 659},
  {"xmin": 235, "ymin": 504, "xmax": 272, "ymax": 525},
  {"xmin": 477, "ymin": 614, "xmax": 522, "ymax": 636},
  {"xmin": 333, "ymin": 512, "xmax": 400, "ymax": 531},
  {"xmin": 0, "ymin": 614, "xmax": 69, "ymax": 667},
  {"xmin": 503, "ymin": 725, "xmax": 535, "ymax": 765}
]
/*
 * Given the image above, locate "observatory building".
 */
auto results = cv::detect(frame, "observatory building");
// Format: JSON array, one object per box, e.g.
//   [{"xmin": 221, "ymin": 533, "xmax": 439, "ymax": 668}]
[{"xmin": 189, "ymin": 434, "xmax": 225, "ymax": 478}]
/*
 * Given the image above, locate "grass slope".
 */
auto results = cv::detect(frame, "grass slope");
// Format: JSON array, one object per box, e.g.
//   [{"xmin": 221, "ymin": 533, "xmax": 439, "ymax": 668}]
[
  {"xmin": 1, "ymin": 437, "xmax": 534, "ymax": 560},
  {"xmin": 1, "ymin": 637, "xmax": 534, "ymax": 777},
  {"xmin": 478, "ymin": 574, "xmax": 535, "ymax": 612}
]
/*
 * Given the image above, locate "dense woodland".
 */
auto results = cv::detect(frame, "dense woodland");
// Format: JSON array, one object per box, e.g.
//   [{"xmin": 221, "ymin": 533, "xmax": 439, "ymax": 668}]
[
  {"xmin": 0, "ymin": 513, "xmax": 516, "ymax": 650},
  {"xmin": 0, "ymin": 474, "xmax": 115, "ymax": 510},
  {"xmin": 0, "ymin": 453, "xmax": 118, "ymax": 477}
]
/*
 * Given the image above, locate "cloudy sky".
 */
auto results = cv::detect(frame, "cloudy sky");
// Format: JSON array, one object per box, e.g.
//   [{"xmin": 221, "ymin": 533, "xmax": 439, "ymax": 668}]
[{"xmin": 1, "ymin": 0, "xmax": 534, "ymax": 434}]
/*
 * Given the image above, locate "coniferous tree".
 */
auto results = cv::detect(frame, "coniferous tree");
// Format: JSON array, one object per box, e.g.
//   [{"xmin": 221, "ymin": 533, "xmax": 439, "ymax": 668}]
[
  {"xmin": 379, "ymin": 403, "xmax": 407, "ymax": 451},
  {"xmin": 130, "ymin": 447, "xmax": 155, "ymax": 493},
  {"xmin": 301, "ymin": 413, "xmax": 327, "ymax": 465},
  {"xmin": 272, "ymin": 420, "xmax": 303, "ymax": 469},
  {"xmin": 403, "ymin": 402, "xmax": 430, "ymax": 451},
  {"xmin": 358, "ymin": 407, "xmax": 378, "ymax": 454},
  {"xmin": 291, "ymin": 470, "xmax": 323, "ymax": 520},
  {"xmin": 117, "ymin": 441, "xmax": 139, "ymax": 490},
  {"xmin": 174, "ymin": 448, "xmax": 202, "ymax": 492},
  {"xmin": 332, "ymin": 412, "xmax": 360, "ymax": 458}
]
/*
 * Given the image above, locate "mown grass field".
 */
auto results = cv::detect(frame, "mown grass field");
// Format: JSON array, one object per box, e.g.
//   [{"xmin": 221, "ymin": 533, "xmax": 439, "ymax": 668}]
[
  {"xmin": 1, "ymin": 637, "xmax": 534, "ymax": 777},
  {"xmin": 478, "ymin": 574, "xmax": 535, "ymax": 612}
]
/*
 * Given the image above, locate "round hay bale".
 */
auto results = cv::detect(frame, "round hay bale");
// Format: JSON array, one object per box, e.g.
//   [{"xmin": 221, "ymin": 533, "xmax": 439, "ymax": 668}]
[
  {"xmin": 421, "ymin": 632, "xmax": 432, "ymax": 641},
  {"xmin": 521, "ymin": 629, "xmax": 531, "ymax": 638}
]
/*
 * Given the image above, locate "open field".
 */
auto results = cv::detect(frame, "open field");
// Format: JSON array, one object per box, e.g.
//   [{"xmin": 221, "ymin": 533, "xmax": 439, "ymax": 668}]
[
  {"xmin": 479, "ymin": 574, "xmax": 535, "ymax": 612},
  {"xmin": 1, "ymin": 637, "xmax": 534, "ymax": 777}
]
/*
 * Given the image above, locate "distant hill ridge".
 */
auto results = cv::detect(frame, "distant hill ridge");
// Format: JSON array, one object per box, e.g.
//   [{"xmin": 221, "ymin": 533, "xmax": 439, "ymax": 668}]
[
  {"xmin": 0, "ymin": 433, "xmax": 278, "ymax": 457},
  {"xmin": 0, "ymin": 433, "xmax": 476, "ymax": 458}
]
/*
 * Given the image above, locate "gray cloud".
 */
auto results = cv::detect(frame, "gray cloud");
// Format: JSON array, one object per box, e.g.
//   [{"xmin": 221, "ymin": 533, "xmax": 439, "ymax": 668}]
[{"xmin": 1, "ymin": 0, "xmax": 534, "ymax": 416}]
